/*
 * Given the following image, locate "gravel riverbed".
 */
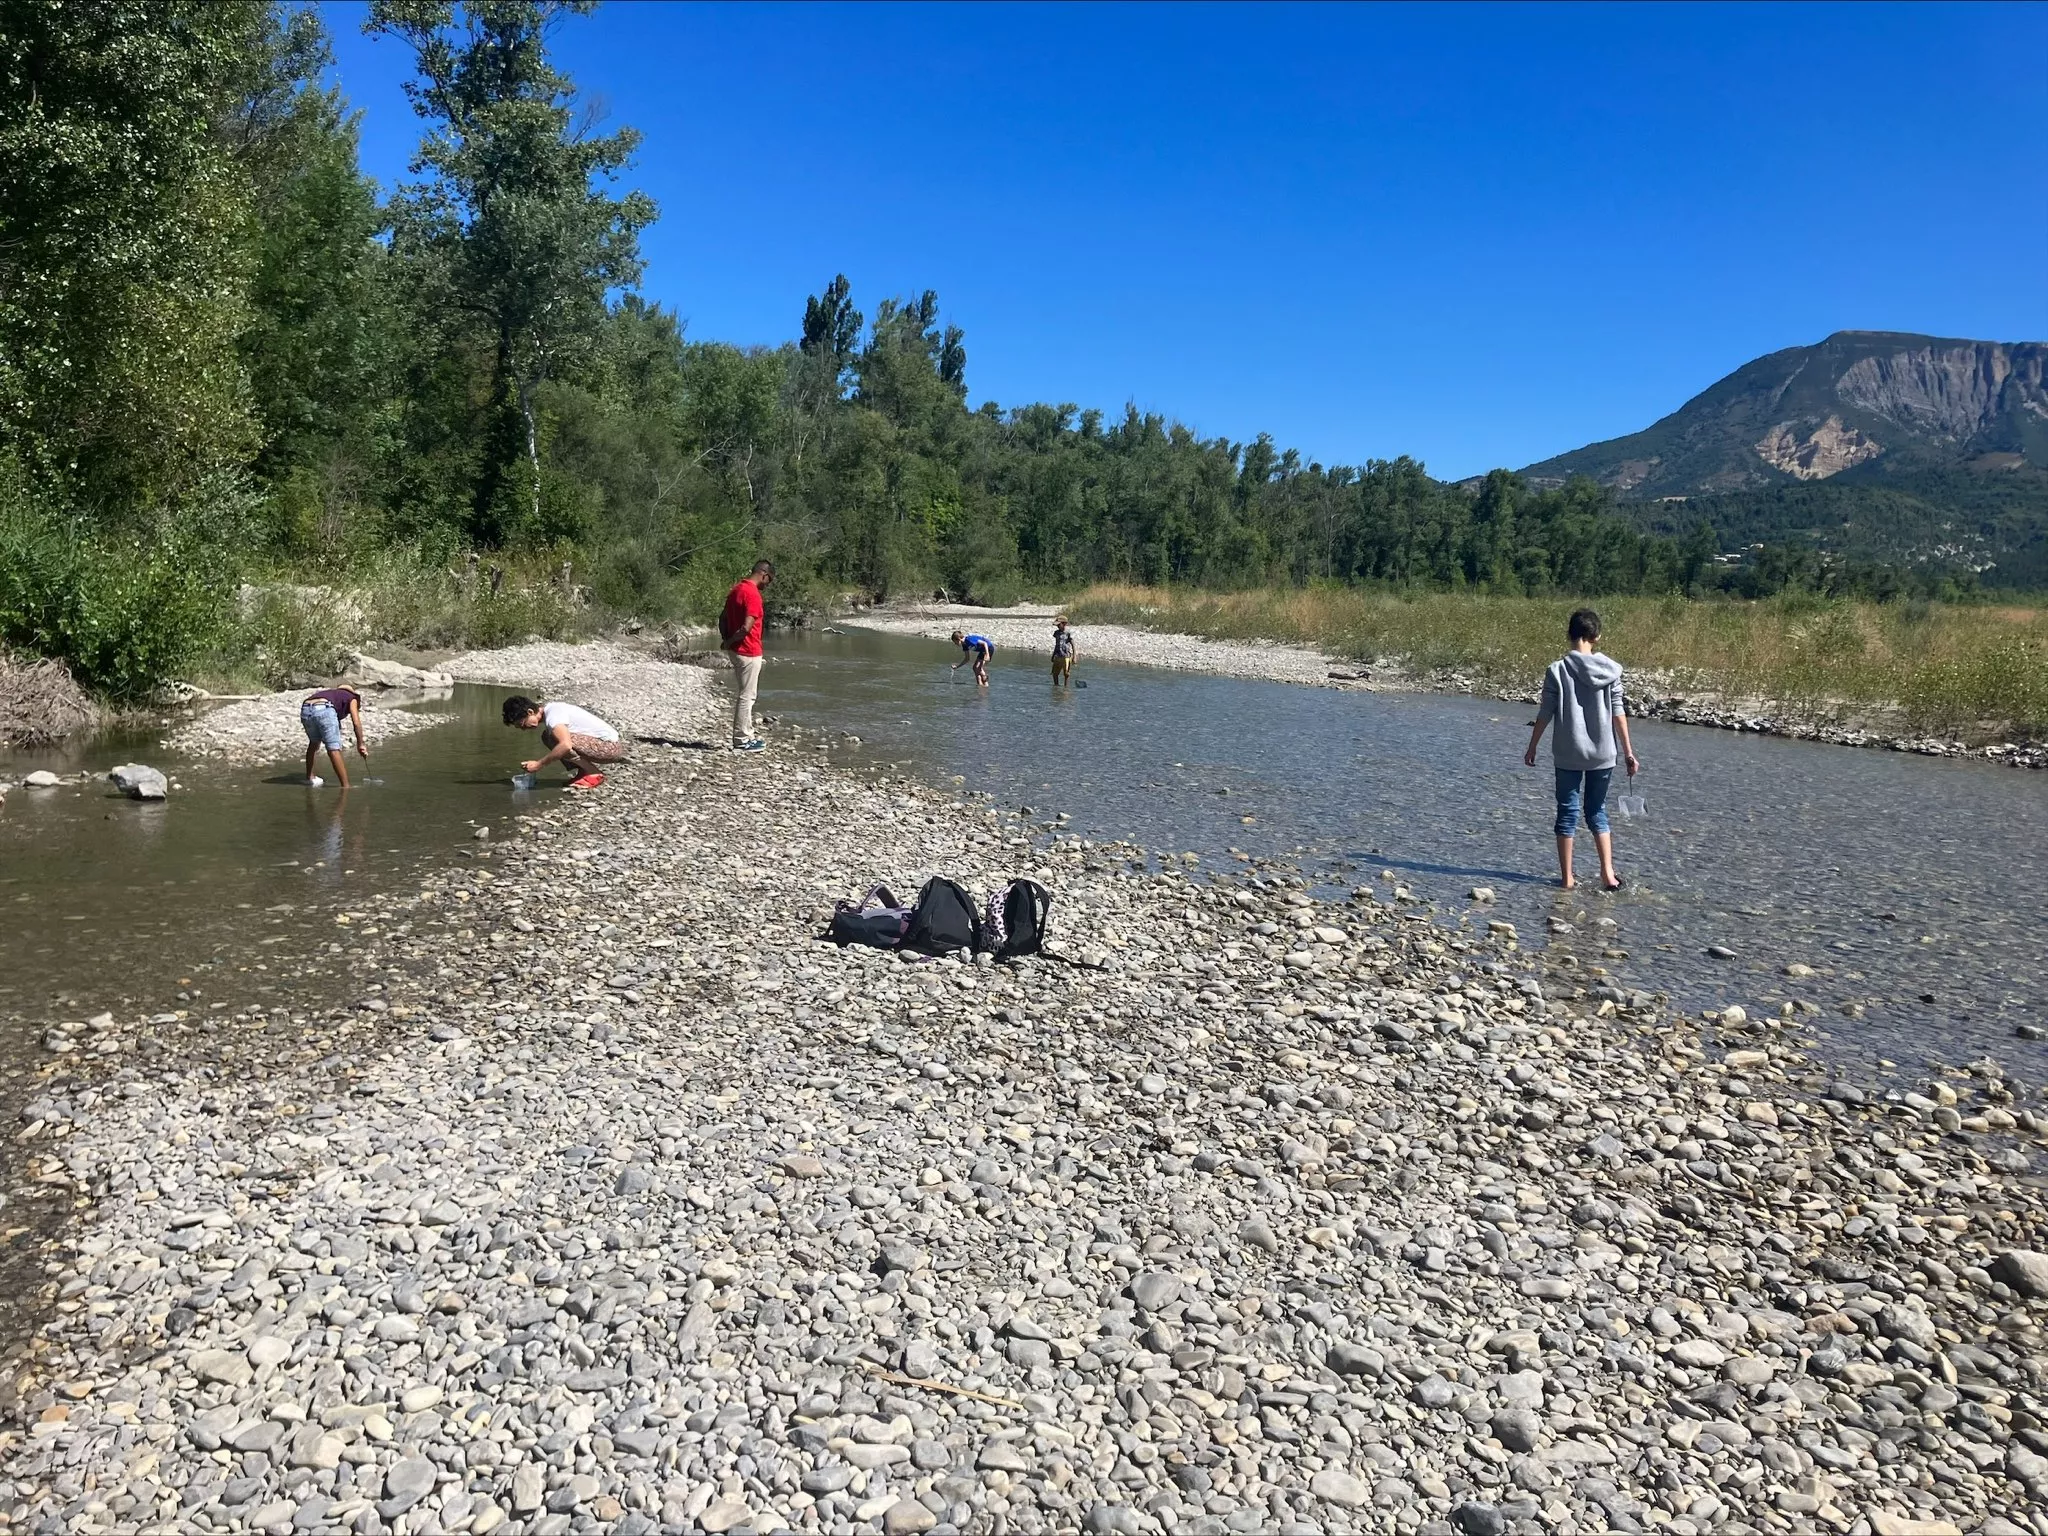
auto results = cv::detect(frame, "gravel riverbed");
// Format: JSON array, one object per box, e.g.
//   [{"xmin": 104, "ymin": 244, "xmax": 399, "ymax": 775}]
[
  {"xmin": 437, "ymin": 644, "xmax": 707, "ymax": 737},
  {"xmin": 5, "ymin": 646, "xmax": 2048, "ymax": 1536},
  {"xmin": 166, "ymin": 695, "xmax": 454, "ymax": 767}
]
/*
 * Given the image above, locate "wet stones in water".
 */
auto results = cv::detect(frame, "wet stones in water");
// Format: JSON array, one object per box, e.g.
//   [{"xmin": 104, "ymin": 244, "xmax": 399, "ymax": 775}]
[{"xmin": 1707, "ymin": 943, "xmax": 1737, "ymax": 959}]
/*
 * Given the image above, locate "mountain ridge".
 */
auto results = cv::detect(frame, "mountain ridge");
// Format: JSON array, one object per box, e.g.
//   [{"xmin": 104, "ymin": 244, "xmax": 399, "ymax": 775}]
[
  {"xmin": 1522, "ymin": 330, "xmax": 2048, "ymax": 497},
  {"xmin": 1517, "ymin": 330, "xmax": 2048, "ymax": 586}
]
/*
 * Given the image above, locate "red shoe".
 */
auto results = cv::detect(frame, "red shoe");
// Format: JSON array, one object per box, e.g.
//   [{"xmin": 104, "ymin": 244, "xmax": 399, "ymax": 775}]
[{"xmin": 568, "ymin": 773, "xmax": 605, "ymax": 790}]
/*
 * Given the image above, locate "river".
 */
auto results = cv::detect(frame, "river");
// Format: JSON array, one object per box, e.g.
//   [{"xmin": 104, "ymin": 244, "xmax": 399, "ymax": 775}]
[
  {"xmin": 772, "ymin": 626, "xmax": 2048, "ymax": 1076},
  {"xmin": 5, "ymin": 633, "xmax": 2045, "ymax": 1077}
]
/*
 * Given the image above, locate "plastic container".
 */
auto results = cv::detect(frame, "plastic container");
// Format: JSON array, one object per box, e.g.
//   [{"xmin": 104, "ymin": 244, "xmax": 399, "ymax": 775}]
[
  {"xmin": 511, "ymin": 771, "xmax": 536, "ymax": 791},
  {"xmin": 1617, "ymin": 778, "xmax": 1646, "ymax": 819}
]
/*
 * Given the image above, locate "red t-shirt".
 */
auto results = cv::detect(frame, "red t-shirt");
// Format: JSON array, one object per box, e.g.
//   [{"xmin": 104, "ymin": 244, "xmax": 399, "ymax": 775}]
[{"xmin": 722, "ymin": 579, "xmax": 765, "ymax": 657}]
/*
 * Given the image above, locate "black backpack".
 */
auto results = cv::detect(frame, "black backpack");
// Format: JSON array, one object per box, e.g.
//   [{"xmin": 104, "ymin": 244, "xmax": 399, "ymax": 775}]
[
  {"xmin": 829, "ymin": 884, "xmax": 912, "ymax": 949},
  {"xmin": 984, "ymin": 878, "xmax": 1051, "ymax": 959},
  {"xmin": 899, "ymin": 877, "xmax": 983, "ymax": 956}
]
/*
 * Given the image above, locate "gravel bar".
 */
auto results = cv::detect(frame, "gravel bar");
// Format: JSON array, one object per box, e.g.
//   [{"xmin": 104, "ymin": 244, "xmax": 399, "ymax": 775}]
[
  {"xmin": 165, "ymin": 694, "xmax": 455, "ymax": 767},
  {"xmin": 841, "ymin": 608, "xmax": 1335, "ymax": 688},
  {"xmin": 438, "ymin": 642, "xmax": 715, "ymax": 739},
  {"xmin": 5, "ymin": 648, "xmax": 2048, "ymax": 1536}
]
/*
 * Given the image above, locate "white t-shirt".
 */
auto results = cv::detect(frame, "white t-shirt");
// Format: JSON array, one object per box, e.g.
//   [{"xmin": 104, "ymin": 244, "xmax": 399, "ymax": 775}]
[{"xmin": 541, "ymin": 702, "xmax": 618, "ymax": 742}]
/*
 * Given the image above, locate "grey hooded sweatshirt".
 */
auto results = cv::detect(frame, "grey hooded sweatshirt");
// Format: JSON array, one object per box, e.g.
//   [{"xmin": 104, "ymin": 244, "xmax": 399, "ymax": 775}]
[{"xmin": 1537, "ymin": 651, "xmax": 1627, "ymax": 771}]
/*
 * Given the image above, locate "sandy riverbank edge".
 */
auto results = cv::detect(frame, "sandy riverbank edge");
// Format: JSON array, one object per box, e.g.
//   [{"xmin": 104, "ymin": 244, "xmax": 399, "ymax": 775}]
[
  {"xmin": 3, "ymin": 639, "xmax": 2047, "ymax": 1534},
  {"xmin": 845, "ymin": 606, "xmax": 2048, "ymax": 772}
]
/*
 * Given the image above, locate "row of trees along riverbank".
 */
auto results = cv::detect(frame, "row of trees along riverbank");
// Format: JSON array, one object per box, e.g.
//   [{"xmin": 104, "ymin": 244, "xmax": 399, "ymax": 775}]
[{"xmin": 0, "ymin": 1, "xmax": 2013, "ymax": 706}]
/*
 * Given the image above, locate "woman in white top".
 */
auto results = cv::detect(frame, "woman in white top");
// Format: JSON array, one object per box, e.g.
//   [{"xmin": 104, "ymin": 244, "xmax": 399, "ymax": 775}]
[{"xmin": 501, "ymin": 695, "xmax": 625, "ymax": 789}]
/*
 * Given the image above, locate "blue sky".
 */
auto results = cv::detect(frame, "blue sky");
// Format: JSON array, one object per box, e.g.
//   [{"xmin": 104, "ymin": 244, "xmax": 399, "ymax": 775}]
[{"xmin": 323, "ymin": 2, "xmax": 2047, "ymax": 481}]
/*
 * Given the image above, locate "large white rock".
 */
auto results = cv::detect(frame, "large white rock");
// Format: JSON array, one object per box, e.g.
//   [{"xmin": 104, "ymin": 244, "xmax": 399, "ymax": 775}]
[
  {"xmin": 345, "ymin": 652, "xmax": 454, "ymax": 690},
  {"xmin": 108, "ymin": 764, "xmax": 168, "ymax": 800}
]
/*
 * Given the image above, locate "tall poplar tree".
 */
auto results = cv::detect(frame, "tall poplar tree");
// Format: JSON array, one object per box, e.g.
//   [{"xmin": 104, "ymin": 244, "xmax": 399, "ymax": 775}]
[{"xmin": 370, "ymin": 0, "xmax": 654, "ymax": 544}]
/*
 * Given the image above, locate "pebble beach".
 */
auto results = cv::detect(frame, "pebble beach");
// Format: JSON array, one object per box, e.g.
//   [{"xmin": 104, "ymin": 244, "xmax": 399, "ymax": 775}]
[{"xmin": 5, "ymin": 643, "xmax": 2048, "ymax": 1536}]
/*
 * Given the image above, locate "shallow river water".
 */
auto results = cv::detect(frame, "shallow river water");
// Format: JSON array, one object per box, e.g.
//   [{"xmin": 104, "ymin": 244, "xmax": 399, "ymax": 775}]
[
  {"xmin": 0, "ymin": 686, "xmax": 542, "ymax": 1022},
  {"xmin": 4, "ymin": 636, "xmax": 2045, "ymax": 1083},
  {"xmin": 773, "ymin": 626, "xmax": 2048, "ymax": 1077}
]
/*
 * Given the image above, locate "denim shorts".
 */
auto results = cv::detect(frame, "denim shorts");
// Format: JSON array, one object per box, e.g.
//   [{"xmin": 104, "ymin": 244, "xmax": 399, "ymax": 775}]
[
  {"xmin": 1555, "ymin": 768, "xmax": 1613, "ymax": 837},
  {"xmin": 300, "ymin": 700, "xmax": 343, "ymax": 751}
]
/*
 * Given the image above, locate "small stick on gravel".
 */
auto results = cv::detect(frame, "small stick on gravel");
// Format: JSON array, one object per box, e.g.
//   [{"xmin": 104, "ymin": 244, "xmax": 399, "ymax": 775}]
[{"xmin": 855, "ymin": 1360, "xmax": 1022, "ymax": 1410}]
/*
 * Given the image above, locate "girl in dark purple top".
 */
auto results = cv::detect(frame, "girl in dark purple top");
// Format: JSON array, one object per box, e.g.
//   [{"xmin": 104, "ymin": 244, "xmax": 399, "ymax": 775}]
[{"xmin": 300, "ymin": 686, "xmax": 368, "ymax": 787}]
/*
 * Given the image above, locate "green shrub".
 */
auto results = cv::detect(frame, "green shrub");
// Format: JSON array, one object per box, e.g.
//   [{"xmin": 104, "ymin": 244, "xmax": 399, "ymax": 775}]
[
  {"xmin": 1904, "ymin": 639, "xmax": 2048, "ymax": 736},
  {"xmin": 0, "ymin": 470, "xmax": 233, "ymax": 700},
  {"xmin": 218, "ymin": 582, "xmax": 363, "ymax": 688},
  {"xmin": 586, "ymin": 538, "xmax": 679, "ymax": 619},
  {"xmin": 349, "ymin": 548, "xmax": 583, "ymax": 651}
]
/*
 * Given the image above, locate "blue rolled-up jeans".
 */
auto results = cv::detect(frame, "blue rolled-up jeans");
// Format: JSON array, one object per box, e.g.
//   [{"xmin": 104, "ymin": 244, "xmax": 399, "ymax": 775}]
[
  {"xmin": 300, "ymin": 700, "xmax": 343, "ymax": 751},
  {"xmin": 1554, "ymin": 768, "xmax": 1613, "ymax": 838}
]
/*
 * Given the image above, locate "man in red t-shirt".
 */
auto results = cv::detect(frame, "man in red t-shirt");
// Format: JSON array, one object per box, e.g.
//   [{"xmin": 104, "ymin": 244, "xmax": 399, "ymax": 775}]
[{"xmin": 720, "ymin": 559, "xmax": 774, "ymax": 751}]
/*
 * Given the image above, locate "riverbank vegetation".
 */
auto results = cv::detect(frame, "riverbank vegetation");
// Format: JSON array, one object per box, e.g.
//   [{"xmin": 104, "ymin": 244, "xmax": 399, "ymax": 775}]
[
  {"xmin": 1067, "ymin": 584, "xmax": 2048, "ymax": 738},
  {"xmin": 0, "ymin": 1, "xmax": 2021, "ymax": 717}
]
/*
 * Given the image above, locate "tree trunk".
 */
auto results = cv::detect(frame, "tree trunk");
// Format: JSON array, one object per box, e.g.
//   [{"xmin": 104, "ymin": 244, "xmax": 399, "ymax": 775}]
[{"xmin": 520, "ymin": 379, "xmax": 541, "ymax": 529}]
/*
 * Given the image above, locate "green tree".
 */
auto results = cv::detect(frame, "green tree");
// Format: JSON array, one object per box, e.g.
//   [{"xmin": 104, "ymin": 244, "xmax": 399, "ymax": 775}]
[
  {"xmin": 370, "ymin": 0, "xmax": 655, "ymax": 545},
  {"xmin": 0, "ymin": 0, "xmax": 265, "ymax": 516},
  {"xmin": 231, "ymin": 6, "xmax": 395, "ymax": 550},
  {"xmin": 800, "ymin": 274, "xmax": 862, "ymax": 391}
]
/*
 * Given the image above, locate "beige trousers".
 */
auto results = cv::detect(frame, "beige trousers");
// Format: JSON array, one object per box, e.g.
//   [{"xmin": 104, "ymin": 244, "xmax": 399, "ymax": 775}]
[{"xmin": 729, "ymin": 652, "xmax": 763, "ymax": 744}]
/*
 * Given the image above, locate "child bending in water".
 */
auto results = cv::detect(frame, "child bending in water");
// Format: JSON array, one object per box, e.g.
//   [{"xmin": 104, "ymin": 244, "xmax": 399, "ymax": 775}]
[
  {"xmin": 300, "ymin": 686, "xmax": 368, "ymax": 787},
  {"xmin": 951, "ymin": 630, "xmax": 994, "ymax": 688}
]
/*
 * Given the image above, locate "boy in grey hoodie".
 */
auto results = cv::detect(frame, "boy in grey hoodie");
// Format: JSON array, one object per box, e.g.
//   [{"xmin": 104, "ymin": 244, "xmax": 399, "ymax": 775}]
[{"xmin": 1524, "ymin": 608, "xmax": 1639, "ymax": 890}]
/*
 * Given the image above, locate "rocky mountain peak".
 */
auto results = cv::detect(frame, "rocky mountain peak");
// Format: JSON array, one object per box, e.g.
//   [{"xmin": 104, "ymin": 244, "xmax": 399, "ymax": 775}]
[{"xmin": 1523, "ymin": 331, "xmax": 2048, "ymax": 499}]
